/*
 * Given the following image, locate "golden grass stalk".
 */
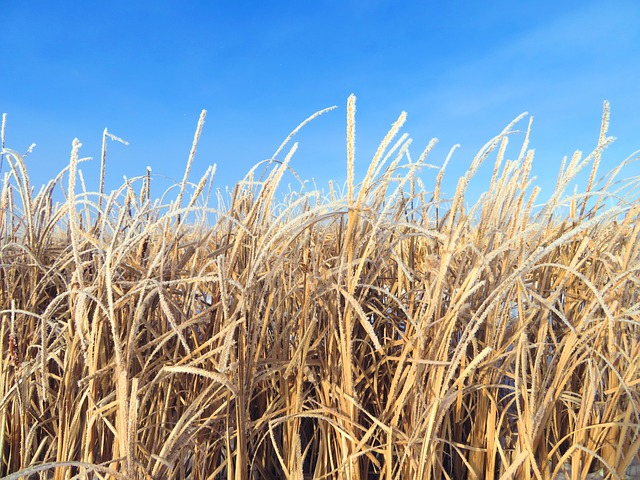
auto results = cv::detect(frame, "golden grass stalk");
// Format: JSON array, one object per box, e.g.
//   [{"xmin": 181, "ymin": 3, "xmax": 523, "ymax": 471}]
[{"xmin": 0, "ymin": 98, "xmax": 638, "ymax": 479}]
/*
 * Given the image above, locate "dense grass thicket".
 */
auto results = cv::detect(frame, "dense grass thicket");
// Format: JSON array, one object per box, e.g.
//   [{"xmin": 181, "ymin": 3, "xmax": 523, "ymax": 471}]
[{"xmin": 1, "ymin": 97, "xmax": 639, "ymax": 479}]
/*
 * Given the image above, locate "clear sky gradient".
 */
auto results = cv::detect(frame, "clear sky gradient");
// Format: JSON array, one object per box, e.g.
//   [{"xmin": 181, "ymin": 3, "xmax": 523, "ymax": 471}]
[{"xmin": 2, "ymin": 1, "xmax": 639, "ymax": 205}]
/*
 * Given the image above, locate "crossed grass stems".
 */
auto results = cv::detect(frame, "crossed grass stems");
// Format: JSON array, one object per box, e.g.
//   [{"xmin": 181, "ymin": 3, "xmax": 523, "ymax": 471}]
[{"xmin": 0, "ymin": 97, "xmax": 639, "ymax": 479}]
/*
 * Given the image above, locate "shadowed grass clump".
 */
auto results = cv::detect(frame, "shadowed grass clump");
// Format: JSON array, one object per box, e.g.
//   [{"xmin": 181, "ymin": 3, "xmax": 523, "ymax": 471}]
[{"xmin": 0, "ymin": 97, "xmax": 639, "ymax": 479}]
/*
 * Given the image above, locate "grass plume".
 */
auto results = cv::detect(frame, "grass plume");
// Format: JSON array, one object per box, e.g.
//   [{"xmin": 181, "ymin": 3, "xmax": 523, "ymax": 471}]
[{"xmin": 0, "ymin": 98, "xmax": 639, "ymax": 479}]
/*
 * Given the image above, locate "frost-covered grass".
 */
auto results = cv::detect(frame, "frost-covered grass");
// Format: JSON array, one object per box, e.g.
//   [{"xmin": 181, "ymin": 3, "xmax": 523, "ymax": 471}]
[{"xmin": 1, "ymin": 97, "xmax": 639, "ymax": 479}]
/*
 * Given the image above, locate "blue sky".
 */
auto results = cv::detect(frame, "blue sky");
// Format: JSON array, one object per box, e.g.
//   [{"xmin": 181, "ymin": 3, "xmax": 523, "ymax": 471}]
[{"xmin": 2, "ymin": 1, "xmax": 639, "ymax": 205}]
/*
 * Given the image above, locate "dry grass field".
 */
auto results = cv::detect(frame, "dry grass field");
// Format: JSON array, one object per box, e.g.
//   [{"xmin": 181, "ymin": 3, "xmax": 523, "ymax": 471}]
[{"xmin": 1, "ymin": 97, "xmax": 639, "ymax": 479}]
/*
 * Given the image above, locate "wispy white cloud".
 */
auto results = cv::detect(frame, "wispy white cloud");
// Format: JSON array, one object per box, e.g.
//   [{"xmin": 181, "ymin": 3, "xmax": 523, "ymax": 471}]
[
  {"xmin": 500, "ymin": 3, "xmax": 639, "ymax": 58},
  {"xmin": 413, "ymin": 2, "xmax": 639, "ymax": 123}
]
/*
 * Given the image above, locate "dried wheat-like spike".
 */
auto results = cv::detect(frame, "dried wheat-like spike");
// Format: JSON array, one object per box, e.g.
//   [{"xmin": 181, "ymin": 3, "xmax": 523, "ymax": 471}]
[{"xmin": 0, "ymin": 98, "xmax": 637, "ymax": 479}]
